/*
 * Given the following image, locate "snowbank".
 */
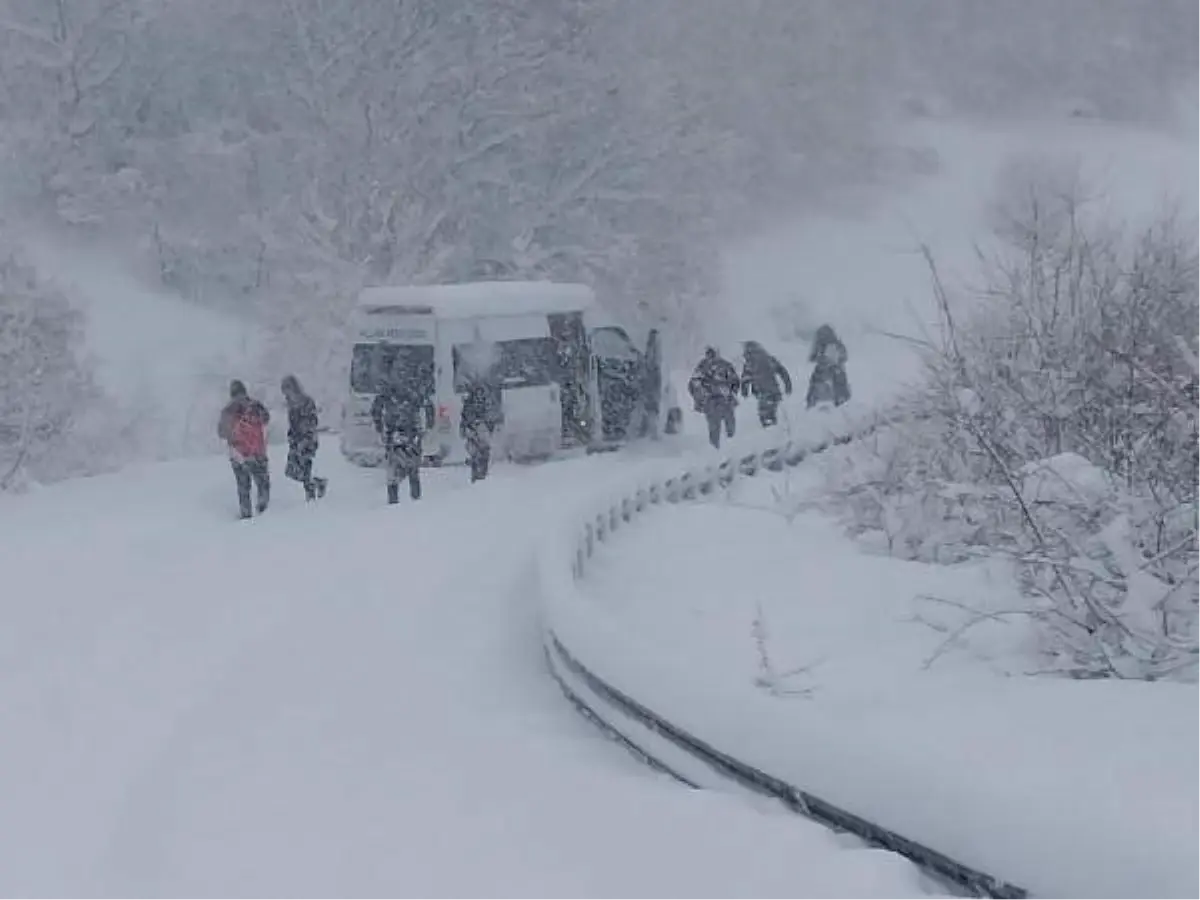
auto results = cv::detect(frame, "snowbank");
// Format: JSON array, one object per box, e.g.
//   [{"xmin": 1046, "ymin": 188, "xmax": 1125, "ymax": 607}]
[
  {"xmin": 541, "ymin": 443, "xmax": 1198, "ymax": 897},
  {"xmin": 537, "ymin": 412, "xmax": 1011, "ymax": 877}
]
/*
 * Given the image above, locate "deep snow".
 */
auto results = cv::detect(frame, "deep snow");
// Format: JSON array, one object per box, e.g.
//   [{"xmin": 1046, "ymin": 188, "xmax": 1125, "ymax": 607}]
[
  {"xmin": 573, "ymin": 468, "xmax": 1199, "ymax": 898},
  {"xmin": 0, "ymin": 440, "xmax": 935, "ymax": 897}
]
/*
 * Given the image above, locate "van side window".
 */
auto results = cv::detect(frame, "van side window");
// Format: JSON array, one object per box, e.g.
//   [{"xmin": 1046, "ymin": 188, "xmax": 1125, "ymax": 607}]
[
  {"xmin": 351, "ymin": 343, "xmax": 435, "ymax": 395},
  {"xmin": 453, "ymin": 338, "xmax": 559, "ymax": 391}
]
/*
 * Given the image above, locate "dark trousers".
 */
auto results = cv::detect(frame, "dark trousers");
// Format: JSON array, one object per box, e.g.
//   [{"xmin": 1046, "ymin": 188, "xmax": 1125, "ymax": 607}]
[
  {"xmin": 704, "ymin": 402, "xmax": 736, "ymax": 449},
  {"xmin": 232, "ymin": 457, "xmax": 270, "ymax": 517},
  {"xmin": 756, "ymin": 395, "xmax": 780, "ymax": 427},
  {"xmin": 807, "ymin": 366, "xmax": 850, "ymax": 408},
  {"xmin": 287, "ymin": 445, "xmax": 326, "ymax": 500},
  {"xmin": 385, "ymin": 440, "xmax": 421, "ymax": 503},
  {"xmin": 464, "ymin": 426, "xmax": 493, "ymax": 482}
]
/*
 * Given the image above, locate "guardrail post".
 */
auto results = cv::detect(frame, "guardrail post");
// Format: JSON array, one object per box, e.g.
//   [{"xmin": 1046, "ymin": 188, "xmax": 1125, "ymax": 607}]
[
  {"xmin": 681, "ymin": 472, "xmax": 696, "ymax": 500},
  {"xmin": 742, "ymin": 454, "xmax": 759, "ymax": 476}
]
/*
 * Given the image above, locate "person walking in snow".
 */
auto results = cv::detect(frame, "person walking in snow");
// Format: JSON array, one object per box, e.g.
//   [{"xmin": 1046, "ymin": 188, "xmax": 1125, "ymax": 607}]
[
  {"xmin": 281, "ymin": 375, "xmax": 328, "ymax": 502},
  {"xmin": 217, "ymin": 379, "xmax": 271, "ymax": 519},
  {"xmin": 740, "ymin": 340, "xmax": 793, "ymax": 428},
  {"xmin": 371, "ymin": 372, "xmax": 432, "ymax": 504},
  {"xmin": 806, "ymin": 324, "xmax": 850, "ymax": 409},
  {"xmin": 459, "ymin": 373, "xmax": 503, "ymax": 483},
  {"xmin": 688, "ymin": 346, "xmax": 740, "ymax": 449}
]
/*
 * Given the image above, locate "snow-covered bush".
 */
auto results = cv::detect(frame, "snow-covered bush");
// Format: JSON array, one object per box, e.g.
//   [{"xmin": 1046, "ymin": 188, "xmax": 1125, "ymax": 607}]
[
  {"xmin": 823, "ymin": 175, "xmax": 1198, "ymax": 680},
  {"xmin": 0, "ymin": 254, "xmax": 99, "ymax": 490}
]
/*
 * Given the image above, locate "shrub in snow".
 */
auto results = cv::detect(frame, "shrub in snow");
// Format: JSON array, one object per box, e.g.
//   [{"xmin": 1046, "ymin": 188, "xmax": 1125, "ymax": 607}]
[
  {"xmin": 822, "ymin": 174, "xmax": 1198, "ymax": 681},
  {"xmin": 0, "ymin": 254, "xmax": 99, "ymax": 490}
]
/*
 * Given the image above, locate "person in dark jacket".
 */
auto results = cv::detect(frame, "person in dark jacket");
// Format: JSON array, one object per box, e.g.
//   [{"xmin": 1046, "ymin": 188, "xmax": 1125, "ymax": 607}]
[
  {"xmin": 807, "ymin": 324, "xmax": 850, "ymax": 408},
  {"xmin": 371, "ymin": 374, "xmax": 433, "ymax": 504},
  {"xmin": 281, "ymin": 375, "xmax": 328, "ymax": 501},
  {"xmin": 459, "ymin": 375, "xmax": 504, "ymax": 483},
  {"xmin": 740, "ymin": 340, "xmax": 793, "ymax": 428},
  {"xmin": 688, "ymin": 346, "xmax": 740, "ymax": 449},
  {"xmin": 217, "ymin": 379, "xmax": 271, "ymax": 519}
]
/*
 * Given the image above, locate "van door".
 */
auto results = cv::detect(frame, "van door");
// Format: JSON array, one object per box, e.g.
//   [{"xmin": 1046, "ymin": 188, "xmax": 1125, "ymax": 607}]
[
  {"xmin": 549, "ymin": 312, "xmax": 592, "ymax": 448},
  {"xmin": 639, "ymin": 328, "xmax": 664, "ymax": 437},
  {"xmin": 470, "ymin": 315, "xmax": 561, "ymax": 459},
  {"xmin": 590, "ymin": 325, "xmax": 642, "ymax": 442},
  {"xmin": 491, "ymin": 336, "xmax": 561, "ymax": 458}
]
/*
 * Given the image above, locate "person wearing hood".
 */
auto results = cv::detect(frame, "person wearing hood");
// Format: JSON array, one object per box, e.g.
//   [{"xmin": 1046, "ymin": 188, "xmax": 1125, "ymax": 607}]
[
  {"xmin": 806, "ymin": 324, "xmax": 850, "ymax": 408},
  {"xmin": 281, "ymin": 374, "xmax": 328, "ymax": 501},
  {"xmin": 217, "ymin": 379, "xmax": 271, "ymax": 519},
  {"xmin": 459, "ymin": 370, "xmax": 504, "ymax": 483},
  {"xmin": 688, "ymin": 346, "xmax": 740, "ymax": 449},
  {"xmin": 371, "ymin": 370, "xmax": 433, "ymax": 504},
  {"xmin": 740, "ymin": 340, "xmax": 793, "ymax": 428}
]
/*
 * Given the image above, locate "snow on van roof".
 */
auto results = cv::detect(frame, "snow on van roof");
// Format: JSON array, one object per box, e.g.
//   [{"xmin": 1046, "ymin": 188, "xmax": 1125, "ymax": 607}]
[{"xmin": 356, "ymin": 281, "xmax": 595, "ymax": 319}]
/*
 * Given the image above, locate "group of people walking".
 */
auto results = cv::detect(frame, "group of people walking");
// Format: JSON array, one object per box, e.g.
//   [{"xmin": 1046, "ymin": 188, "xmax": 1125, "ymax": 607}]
[
  {"xmin": 217, "ymin": 367, "xmax": 504, "ymax": 518},
  {"xmin": 368, "ymin": 365, "xmax": 504, "ymax": 506},
  {"xmin": 687, "ymin": 324, "xmax": 850, "ymax": 450},
  {"xmin": 216, "ymin": 323, "xmax": 849, "ymax": 515},
  {"xmin": 216, "ymin": 376, "xmax": 328, "ymax": 520}
]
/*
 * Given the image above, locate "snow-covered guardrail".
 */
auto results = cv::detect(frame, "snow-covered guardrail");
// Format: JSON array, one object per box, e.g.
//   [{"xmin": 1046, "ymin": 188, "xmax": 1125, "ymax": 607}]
[{"xmin": 537, "ymin": 414, "xmax": 1028, "ymax": 900}]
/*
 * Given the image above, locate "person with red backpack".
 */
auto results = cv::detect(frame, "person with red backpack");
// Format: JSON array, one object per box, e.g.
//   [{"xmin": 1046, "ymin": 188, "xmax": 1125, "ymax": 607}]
[{"xmin": 217, "ymin": 379, "xmax": 271, "ymax": 519}]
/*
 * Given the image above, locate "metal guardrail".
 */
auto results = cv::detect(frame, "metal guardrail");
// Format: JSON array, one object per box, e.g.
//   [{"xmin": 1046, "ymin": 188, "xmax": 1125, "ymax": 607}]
[{"xmin": 539, "ymin": 416, "xmax": 1029, "ymax": 899}]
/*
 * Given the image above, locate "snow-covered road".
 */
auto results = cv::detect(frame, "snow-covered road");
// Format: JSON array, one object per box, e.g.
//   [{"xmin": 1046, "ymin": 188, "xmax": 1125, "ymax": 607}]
[{"xmin": 0, "ymin": 442, "xmax": 931, "ymax": 897}]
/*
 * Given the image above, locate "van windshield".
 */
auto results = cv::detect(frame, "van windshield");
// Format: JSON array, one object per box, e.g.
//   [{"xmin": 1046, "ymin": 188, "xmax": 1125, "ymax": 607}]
[
  {"xmin": 453, "ymin": 338, "xmax": 559, "ymax": 390},
  {"xmin": 350, "ymin": 343, "xmax": 434, "ymax": 395}
]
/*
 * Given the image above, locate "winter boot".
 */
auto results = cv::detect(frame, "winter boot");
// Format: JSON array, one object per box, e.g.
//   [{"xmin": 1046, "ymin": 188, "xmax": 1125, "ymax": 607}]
[
  {"xmin": 315, "ymin": 477, "xmax": 328, "ymax": 498},
  {"xmin": 387, "ymin": 482, "xmax": 400, "ymax": 505}
]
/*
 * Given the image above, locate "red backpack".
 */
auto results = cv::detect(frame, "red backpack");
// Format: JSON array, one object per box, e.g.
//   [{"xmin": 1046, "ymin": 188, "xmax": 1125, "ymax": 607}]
[{"xmin": 230, "ymin": 406, "xmax": 267, "ymax": 458}]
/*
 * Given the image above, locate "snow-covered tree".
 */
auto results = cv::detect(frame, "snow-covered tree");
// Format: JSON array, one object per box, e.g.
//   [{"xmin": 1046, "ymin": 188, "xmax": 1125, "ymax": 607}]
[
  {"xmin": 823, "ymin": 169, "xmax": 1198, "ymax": 680},
  {"xmin": 0, "ymin": 252, "xmax": 97, "ymax": 489}
]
